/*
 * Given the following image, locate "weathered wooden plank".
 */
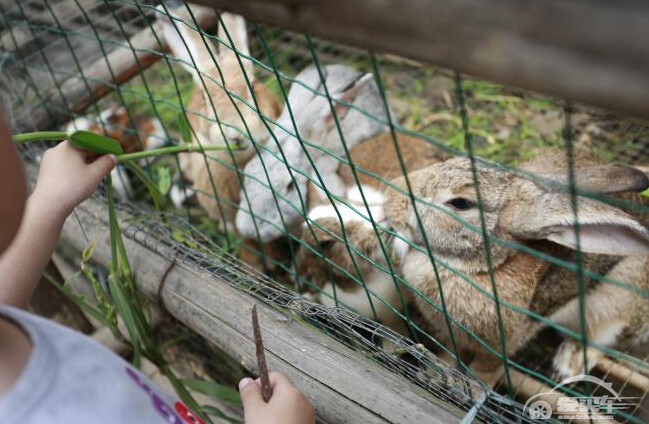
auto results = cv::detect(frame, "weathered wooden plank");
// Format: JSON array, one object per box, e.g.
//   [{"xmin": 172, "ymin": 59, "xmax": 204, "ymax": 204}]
[
  {"xmin": 0, "ymin": 0, "xmax": 101, "ymax": 53},
  {"xmin": 189, "ymin": 0, "xmax": 649, "ymax": 120},
  {"xmin": 49, "ymin": 177, "xmax": 464, "ymax": 423},
  {"xmin": 9, "ymin": 6, "xmax": 215, "ymax": 131},
  {"xmin": 21, "ymin": 0, "xmax": 101, "ymax": 30}
]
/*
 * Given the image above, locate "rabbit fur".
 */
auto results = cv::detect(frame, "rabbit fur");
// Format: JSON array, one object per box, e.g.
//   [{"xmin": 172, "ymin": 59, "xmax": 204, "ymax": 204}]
[
  {"xmin": 294, "ymin": 134, "xmax": 450, "ymax": 340},
  {"xmin": 384, "ymin": 155, "xmax": 649, "ymax": 386},
  {"xmin": 161, "ymin": 5, "xmax": 280, "ymax": 230},
  {"xmin": 235, "ymin": 64, "xmax": 394, "ymax": 242},
  {"xmin": 521, "ymin": 147, "xmax": 649, "ymax": 378}
]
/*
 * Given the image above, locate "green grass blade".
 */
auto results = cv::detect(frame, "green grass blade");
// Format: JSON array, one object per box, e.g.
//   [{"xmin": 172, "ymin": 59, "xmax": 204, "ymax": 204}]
[
  {"xmin": 164, "ymin": 366, "xmax": 213, "ymax": 424},
  {"xmin": 107, "ymin": 273, "xmax": 141, "ymax": 361},
  {"xmin": 201, "ymin": 405, "xmax": 243, "ymax": 424},
  {"xmin": 181, "ymin": 378, "xmax": 243, "ymax": 406},
  {"xmin": 125, "ymin": 162, "xmax": 163, "ymax": 209},
  {"xmin": 42, "ymin": 270, "xmax": 110, "ymax": 327}
]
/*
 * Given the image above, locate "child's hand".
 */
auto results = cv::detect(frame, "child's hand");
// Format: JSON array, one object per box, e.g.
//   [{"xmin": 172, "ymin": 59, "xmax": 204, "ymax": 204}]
[
  {"xmin": 33, "ymin": 141, "xmax": 117, "ymax": 218},
  {"xmin": 239, "ymin": 372, "xmax": 315, "ymax": 424}
]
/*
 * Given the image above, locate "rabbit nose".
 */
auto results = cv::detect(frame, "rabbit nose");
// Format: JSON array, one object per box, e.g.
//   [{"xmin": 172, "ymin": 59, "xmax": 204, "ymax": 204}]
[{"xmin": 231, "ymin": 136, "xmax": 248, "ymax": 148}]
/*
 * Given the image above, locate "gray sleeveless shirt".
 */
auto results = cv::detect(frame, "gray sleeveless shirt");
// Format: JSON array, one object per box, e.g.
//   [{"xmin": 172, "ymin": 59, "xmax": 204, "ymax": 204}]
[{"xmin": 0, "ymin": 304, "xmax": 206, "ymax": 424}]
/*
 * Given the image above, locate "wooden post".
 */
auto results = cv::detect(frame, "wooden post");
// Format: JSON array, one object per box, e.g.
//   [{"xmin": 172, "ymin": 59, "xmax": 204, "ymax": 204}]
[{"xmin": 188, "ymin": 0, "xmax": 649, "ymax": 120}]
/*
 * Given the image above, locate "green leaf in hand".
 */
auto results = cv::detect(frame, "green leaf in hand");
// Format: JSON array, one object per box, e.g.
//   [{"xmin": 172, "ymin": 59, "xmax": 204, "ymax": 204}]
[{"xmin": 69, "ymin": 130, "xmax": 124, "ymax": 155}]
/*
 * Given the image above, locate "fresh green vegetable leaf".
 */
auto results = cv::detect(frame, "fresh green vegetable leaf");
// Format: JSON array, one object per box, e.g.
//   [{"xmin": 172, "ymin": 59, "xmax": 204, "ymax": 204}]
[{"xmin": 69, "ymin": 130, "xmax": 124, "ymax": 155}]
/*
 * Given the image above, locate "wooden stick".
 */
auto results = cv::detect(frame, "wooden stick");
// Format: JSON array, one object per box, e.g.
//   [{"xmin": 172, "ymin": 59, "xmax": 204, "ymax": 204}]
[{"xmin": 251, "ymin": 305, "xmax": 273, "ymax": 402}]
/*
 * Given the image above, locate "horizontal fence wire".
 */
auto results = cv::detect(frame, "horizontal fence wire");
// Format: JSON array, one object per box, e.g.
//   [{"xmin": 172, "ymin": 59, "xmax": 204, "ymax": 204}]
[{"xmin": 3, "ymin": 1, "xmax": 649, "ymax": 423}]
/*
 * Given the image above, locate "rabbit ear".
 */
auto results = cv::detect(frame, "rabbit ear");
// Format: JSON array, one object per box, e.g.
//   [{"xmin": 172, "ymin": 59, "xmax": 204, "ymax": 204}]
[
  {"xmin": 159, "ymin": 6, "xmax": 218, "ymax": 86},
  {"xmin": 326, "ymin": 73, "xmax": 374, "ymax": 124},
  {"xmin": 217, "ymin": 13, "xmax": 253, "ymax": 78},
  {"xmin": 540, "ymin": 164, "xmax": 649, "ymax": 194},
  {"xmin": 506, "ymin": 190, "xmax": 649, "ymax": 256}
]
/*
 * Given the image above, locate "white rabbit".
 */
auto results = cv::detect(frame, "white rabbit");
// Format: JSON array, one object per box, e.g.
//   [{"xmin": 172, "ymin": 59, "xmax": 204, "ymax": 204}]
[{"xmin": 235, "ymin": 64, "xmax": 393, "ymax": 242}]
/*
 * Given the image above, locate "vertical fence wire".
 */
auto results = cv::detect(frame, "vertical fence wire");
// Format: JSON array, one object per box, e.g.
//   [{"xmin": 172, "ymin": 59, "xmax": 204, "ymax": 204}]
[{"xmin": 455, "ymin": 72, "xmax": 514, "ymax": 395}]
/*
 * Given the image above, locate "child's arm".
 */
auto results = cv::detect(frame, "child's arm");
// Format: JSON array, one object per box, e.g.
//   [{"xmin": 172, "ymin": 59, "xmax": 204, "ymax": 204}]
[{"xmin": 0, "ymin": 142, "xmax": 116, "ymax": 308}]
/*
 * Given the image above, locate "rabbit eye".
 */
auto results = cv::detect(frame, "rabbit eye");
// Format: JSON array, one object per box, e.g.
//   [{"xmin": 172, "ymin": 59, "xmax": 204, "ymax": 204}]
[
  {"xmin": 445, "ymin": 197, "xmax": 475, "ymax": 211},
  {"xmin": 318, "ymin": 239, "xmax": 336, "ymax": 251},
  {"xmin": 286, "ymin": 181, "xmax": 295, "ymax": 192}
]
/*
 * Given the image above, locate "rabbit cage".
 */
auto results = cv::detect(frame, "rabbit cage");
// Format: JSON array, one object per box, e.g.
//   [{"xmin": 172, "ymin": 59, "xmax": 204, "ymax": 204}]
[{"xmin": 2, "ymin": 0, "xmax": 649, "ymax": 422}]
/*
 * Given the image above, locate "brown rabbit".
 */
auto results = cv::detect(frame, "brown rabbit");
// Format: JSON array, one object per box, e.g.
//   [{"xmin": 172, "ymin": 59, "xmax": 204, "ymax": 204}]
[
  {"xmin": 520, "ymin": 147, "xmax": 649, "ymax": 378},
  {"xmin": 161, "ymin": 6, "xmax": 280, "ymax": 231},
  {"xmin": 295, "ymin": 134, "xmax": 449, "ymax": 339},
  {"xmin": 308, "ymin": 133, "xmax": 450, "ymax": 206},
  {"xmin": 384, "ymin": 156, "xmax": 649, "ymax": 386},
  {"xmin": 296, "ymin": 214, "xmax": 412, "ymax": 340}
]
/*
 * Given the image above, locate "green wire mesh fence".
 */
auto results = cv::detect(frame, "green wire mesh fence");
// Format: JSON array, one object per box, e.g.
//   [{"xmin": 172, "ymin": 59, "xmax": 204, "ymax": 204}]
[{"xmin": 3, "ymin": 0, "xmax": 649, "ymax": 422}]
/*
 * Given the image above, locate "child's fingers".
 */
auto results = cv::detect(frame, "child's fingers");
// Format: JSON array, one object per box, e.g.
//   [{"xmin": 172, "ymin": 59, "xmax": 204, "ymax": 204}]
[
  {"xmin": 239, "ymin": 378, "xmax": 265, "ymax": 412},
  {"xmin": 87, "ymin": 154, "xmax": 117, "ymax": 184},
  {"xmin": 84, "ymin": 150, "xmax": 102, "ymax": 163},
  {"xmin": 268, "ymin": 371, "xmax": 293, "ymax": 392},
  {"xmin": 61, "ymin": 140, "xmax": 102, "ymax": 162},
  {"xmin": 58, "ymin": 140, "xmax": 82, "ymax": 156}
]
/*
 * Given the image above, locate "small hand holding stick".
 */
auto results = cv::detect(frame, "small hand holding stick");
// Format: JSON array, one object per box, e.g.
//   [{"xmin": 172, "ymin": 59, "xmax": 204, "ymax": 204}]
[{"xmin": 251, "ymin": 305, "xmax": 273, "ymax": 402}]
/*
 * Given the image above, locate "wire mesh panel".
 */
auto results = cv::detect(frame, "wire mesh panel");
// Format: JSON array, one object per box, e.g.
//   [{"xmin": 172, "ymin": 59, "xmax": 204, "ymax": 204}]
[{"xmin": 3, "ymin": 0, "xmax": 649, "ymax": 422}]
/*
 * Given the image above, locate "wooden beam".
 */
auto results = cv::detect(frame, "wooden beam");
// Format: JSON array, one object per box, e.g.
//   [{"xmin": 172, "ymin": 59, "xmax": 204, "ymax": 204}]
[
  {"xmin": 11, "ymin": 7, "xmax": 216, "ymax": 131},
  {"xmin": 46, "ymin": 172, "xmax": 463, "ymax": 423},
  {"xmin": 188, "ymin": 0, "xmax": 649, "ymax": 120}
]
